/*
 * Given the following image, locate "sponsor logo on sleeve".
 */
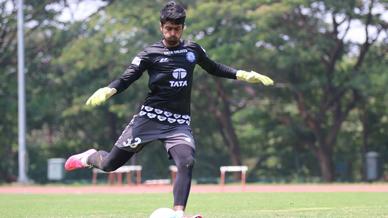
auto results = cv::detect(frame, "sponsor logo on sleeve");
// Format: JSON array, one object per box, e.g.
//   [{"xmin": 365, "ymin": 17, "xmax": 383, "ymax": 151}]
[{"xmin": 131, "ymin": 56, "xmax": 141, "ymax": 66}]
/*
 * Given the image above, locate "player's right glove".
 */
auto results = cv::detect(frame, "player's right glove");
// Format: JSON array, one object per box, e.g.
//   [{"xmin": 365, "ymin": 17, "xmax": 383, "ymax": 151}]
[
  {"xmin": 85, "ymin": 87, "xmax": 117, "ymax": 106},
  {"xmin": 236, "ymin": 70, "xmax": 274, "ymax": 86}
]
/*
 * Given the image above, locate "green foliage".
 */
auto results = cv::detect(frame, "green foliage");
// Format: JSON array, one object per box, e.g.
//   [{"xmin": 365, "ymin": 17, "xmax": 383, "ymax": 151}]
[{"xmin": 1, "ymin": 0, "xmax": 387, "ymax": 183}]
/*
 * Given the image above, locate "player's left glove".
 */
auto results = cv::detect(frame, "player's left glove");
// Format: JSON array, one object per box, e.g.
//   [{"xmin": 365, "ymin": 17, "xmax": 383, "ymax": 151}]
[
  {"xmin": 236, "ymin": 70, "xmax": 274, "ymax": 85},
  {"xmin": 85, "ymin": 87, "xmax": 117, "ymax": 107}
]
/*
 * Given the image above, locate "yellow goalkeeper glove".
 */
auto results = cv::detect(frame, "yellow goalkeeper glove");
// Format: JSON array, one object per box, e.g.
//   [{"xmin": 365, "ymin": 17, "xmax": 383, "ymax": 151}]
[
  {"xmin": 85, "ymin": 87, "xmax": 117, "ymax": 106},
  {"xmin": 236, "ymin": 70, "xmax": 274, "ymax": 85}
]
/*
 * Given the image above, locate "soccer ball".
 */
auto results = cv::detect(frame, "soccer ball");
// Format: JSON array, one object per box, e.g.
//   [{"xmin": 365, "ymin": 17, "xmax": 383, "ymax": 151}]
[{"xmin": 149, "ymin": 208, "xmax": 176, "ymax": 218}]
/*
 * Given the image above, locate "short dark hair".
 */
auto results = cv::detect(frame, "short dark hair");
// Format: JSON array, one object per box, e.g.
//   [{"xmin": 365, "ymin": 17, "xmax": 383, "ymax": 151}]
[{"xmin": 160, "ymin": 1, "xmax": 186, "ymax": 25}]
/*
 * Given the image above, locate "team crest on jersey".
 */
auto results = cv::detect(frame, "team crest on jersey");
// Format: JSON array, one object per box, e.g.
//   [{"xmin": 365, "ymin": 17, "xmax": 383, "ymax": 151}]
[{"xmin": 186, "ymin": 52, "xmax": 196, "ymax": 63}]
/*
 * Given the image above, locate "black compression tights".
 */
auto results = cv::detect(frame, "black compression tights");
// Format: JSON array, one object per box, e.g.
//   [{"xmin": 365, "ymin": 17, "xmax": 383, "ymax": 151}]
[
  {"xmin": 87, "ymin": 146, "xmax": 134, "ymax": 172},
  {"xmin": 169, "ymin": 145, "xmax": 195, "ymax": 208}
]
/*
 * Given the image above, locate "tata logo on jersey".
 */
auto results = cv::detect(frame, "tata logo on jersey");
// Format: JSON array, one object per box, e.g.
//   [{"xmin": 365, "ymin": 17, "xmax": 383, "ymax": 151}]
[
  {"xmin": 172, "ymin": 68, "xmax": 187, "ymax": 79},
  {"xmin": 170, "ymin": 68, "xmax": 188, "ymax": 87}
]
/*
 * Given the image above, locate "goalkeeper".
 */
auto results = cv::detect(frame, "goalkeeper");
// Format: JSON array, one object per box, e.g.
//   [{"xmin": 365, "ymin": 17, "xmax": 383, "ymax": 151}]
[{"xmin": 65, "ymin": 1, "xmax": 273, "ymax": 218}]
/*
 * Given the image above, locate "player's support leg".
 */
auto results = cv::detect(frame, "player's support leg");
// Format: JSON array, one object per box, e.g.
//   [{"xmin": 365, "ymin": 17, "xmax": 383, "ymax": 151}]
[{"xmin": 169, "ymin": 145, "xmax": 195, "ymax": 212}]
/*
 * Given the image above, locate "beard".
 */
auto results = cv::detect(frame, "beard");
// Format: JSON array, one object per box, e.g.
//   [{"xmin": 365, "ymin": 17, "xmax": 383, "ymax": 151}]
[{"xmin": 164, "ymin": 36, "xmax": 180, "ymax": 46}]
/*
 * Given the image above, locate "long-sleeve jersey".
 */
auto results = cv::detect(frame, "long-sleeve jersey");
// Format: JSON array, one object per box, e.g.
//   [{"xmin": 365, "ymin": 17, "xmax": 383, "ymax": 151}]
[{"xmin": 109, "ymin": 40, "xmax": 237, "ymax": 122}]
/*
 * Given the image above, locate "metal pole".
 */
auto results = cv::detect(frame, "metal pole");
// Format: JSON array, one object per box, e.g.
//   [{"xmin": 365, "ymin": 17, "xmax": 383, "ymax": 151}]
[{"xmin": 17, "ymin": 0, "xmax": 28, "ymax": 183}]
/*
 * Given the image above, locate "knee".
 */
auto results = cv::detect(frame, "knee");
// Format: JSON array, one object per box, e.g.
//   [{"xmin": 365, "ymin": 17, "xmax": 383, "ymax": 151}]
[
  {"xmin": 177, "ymin": 155, "xmax": 195, "ymax": 170},
  {"xmin": 170, "ymin": 145, "xmax": 196, "ymax": 170}
]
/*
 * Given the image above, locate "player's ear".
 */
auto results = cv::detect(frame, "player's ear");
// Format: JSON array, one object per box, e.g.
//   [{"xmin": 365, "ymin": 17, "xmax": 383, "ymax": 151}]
[{"xmin": 160, "ymin": 23, "xmax": 163, "ymax": 32}]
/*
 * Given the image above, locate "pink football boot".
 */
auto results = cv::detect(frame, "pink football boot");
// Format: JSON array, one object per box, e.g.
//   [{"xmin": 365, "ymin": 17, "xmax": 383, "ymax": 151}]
[{"xmin": 64, "ymin": 149, "xmax": 96, "ymax": 171}]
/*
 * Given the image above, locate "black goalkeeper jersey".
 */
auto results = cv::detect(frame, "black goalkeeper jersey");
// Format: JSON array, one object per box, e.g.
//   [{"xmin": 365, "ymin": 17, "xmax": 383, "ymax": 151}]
[{"xmin": 109, "ymin": 40, "xmax": 237, "ymax": 118}]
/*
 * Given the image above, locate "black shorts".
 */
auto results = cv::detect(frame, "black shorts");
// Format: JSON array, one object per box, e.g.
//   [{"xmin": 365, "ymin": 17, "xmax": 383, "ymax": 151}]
[{"xmin": 114, "ymin": 115, "xmax": 195, "ymax": 153}]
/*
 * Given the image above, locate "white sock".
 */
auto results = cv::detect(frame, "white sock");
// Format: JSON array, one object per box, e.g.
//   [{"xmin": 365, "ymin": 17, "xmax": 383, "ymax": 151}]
[
  {"xmin": 80, "ymin": 150, "xmax": 93, "ymax": 167},
  {"xmin": 80, "ymin": 156, "xmax": 89, "ymax": 166},
  {"xmin": 174, "ymin": 210, "xmax": 184, "ymax": 218}
]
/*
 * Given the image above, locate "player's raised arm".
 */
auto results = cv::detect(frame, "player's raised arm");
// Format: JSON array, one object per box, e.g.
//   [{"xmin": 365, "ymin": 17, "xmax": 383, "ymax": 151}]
[
  {"xmin": 194, "ymin": 42, "xmax": 274, "ymax": 85},
  {"xmin": 193, "ymin": 42, "xmax": 237, "ymax": 79},
  {"xmin": 85, "ymin": 51, "xmax": 150, "ymax": 107}
]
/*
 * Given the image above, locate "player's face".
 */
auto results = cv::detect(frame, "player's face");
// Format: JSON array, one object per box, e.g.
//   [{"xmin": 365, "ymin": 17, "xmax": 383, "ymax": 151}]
[{"xmin": 160, "ymin": 22, "xmax": 184, "ymax": 47}]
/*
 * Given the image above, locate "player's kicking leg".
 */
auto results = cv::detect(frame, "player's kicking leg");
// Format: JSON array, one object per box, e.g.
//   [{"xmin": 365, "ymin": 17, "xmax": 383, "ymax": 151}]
[{"xmin": 65, "ymin": 146, "xmax": 133, "ymax": 172}]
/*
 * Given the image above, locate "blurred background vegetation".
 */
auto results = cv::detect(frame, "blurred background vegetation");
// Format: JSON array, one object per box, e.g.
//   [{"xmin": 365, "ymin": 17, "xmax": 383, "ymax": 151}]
[{"xmin": 0, "ymin": 0, "xmax": 387, "ymax": 183}]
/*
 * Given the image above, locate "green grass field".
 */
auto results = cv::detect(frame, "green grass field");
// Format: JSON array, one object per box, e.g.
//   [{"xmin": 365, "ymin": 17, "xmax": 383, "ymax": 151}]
[{"xmin": 1, "ymin": 192, "xmax": 388, "ymax": 218}]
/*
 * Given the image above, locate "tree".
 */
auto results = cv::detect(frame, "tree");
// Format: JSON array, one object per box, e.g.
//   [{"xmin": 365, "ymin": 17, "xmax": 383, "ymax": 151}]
[
  {"xmin": 0, "ymin": 0, "xmax": 112, "ymax": 182},
  {"xmin": 187, "ymin": 0, "xmax": 267, "ymax": 167},
  {"xmin": 248, "ymin": 0, "xmax": 387, "ymax": 181},
  {"xmin": 0, "ymin": 0, "xmax": 67, "ymax": 182}
]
